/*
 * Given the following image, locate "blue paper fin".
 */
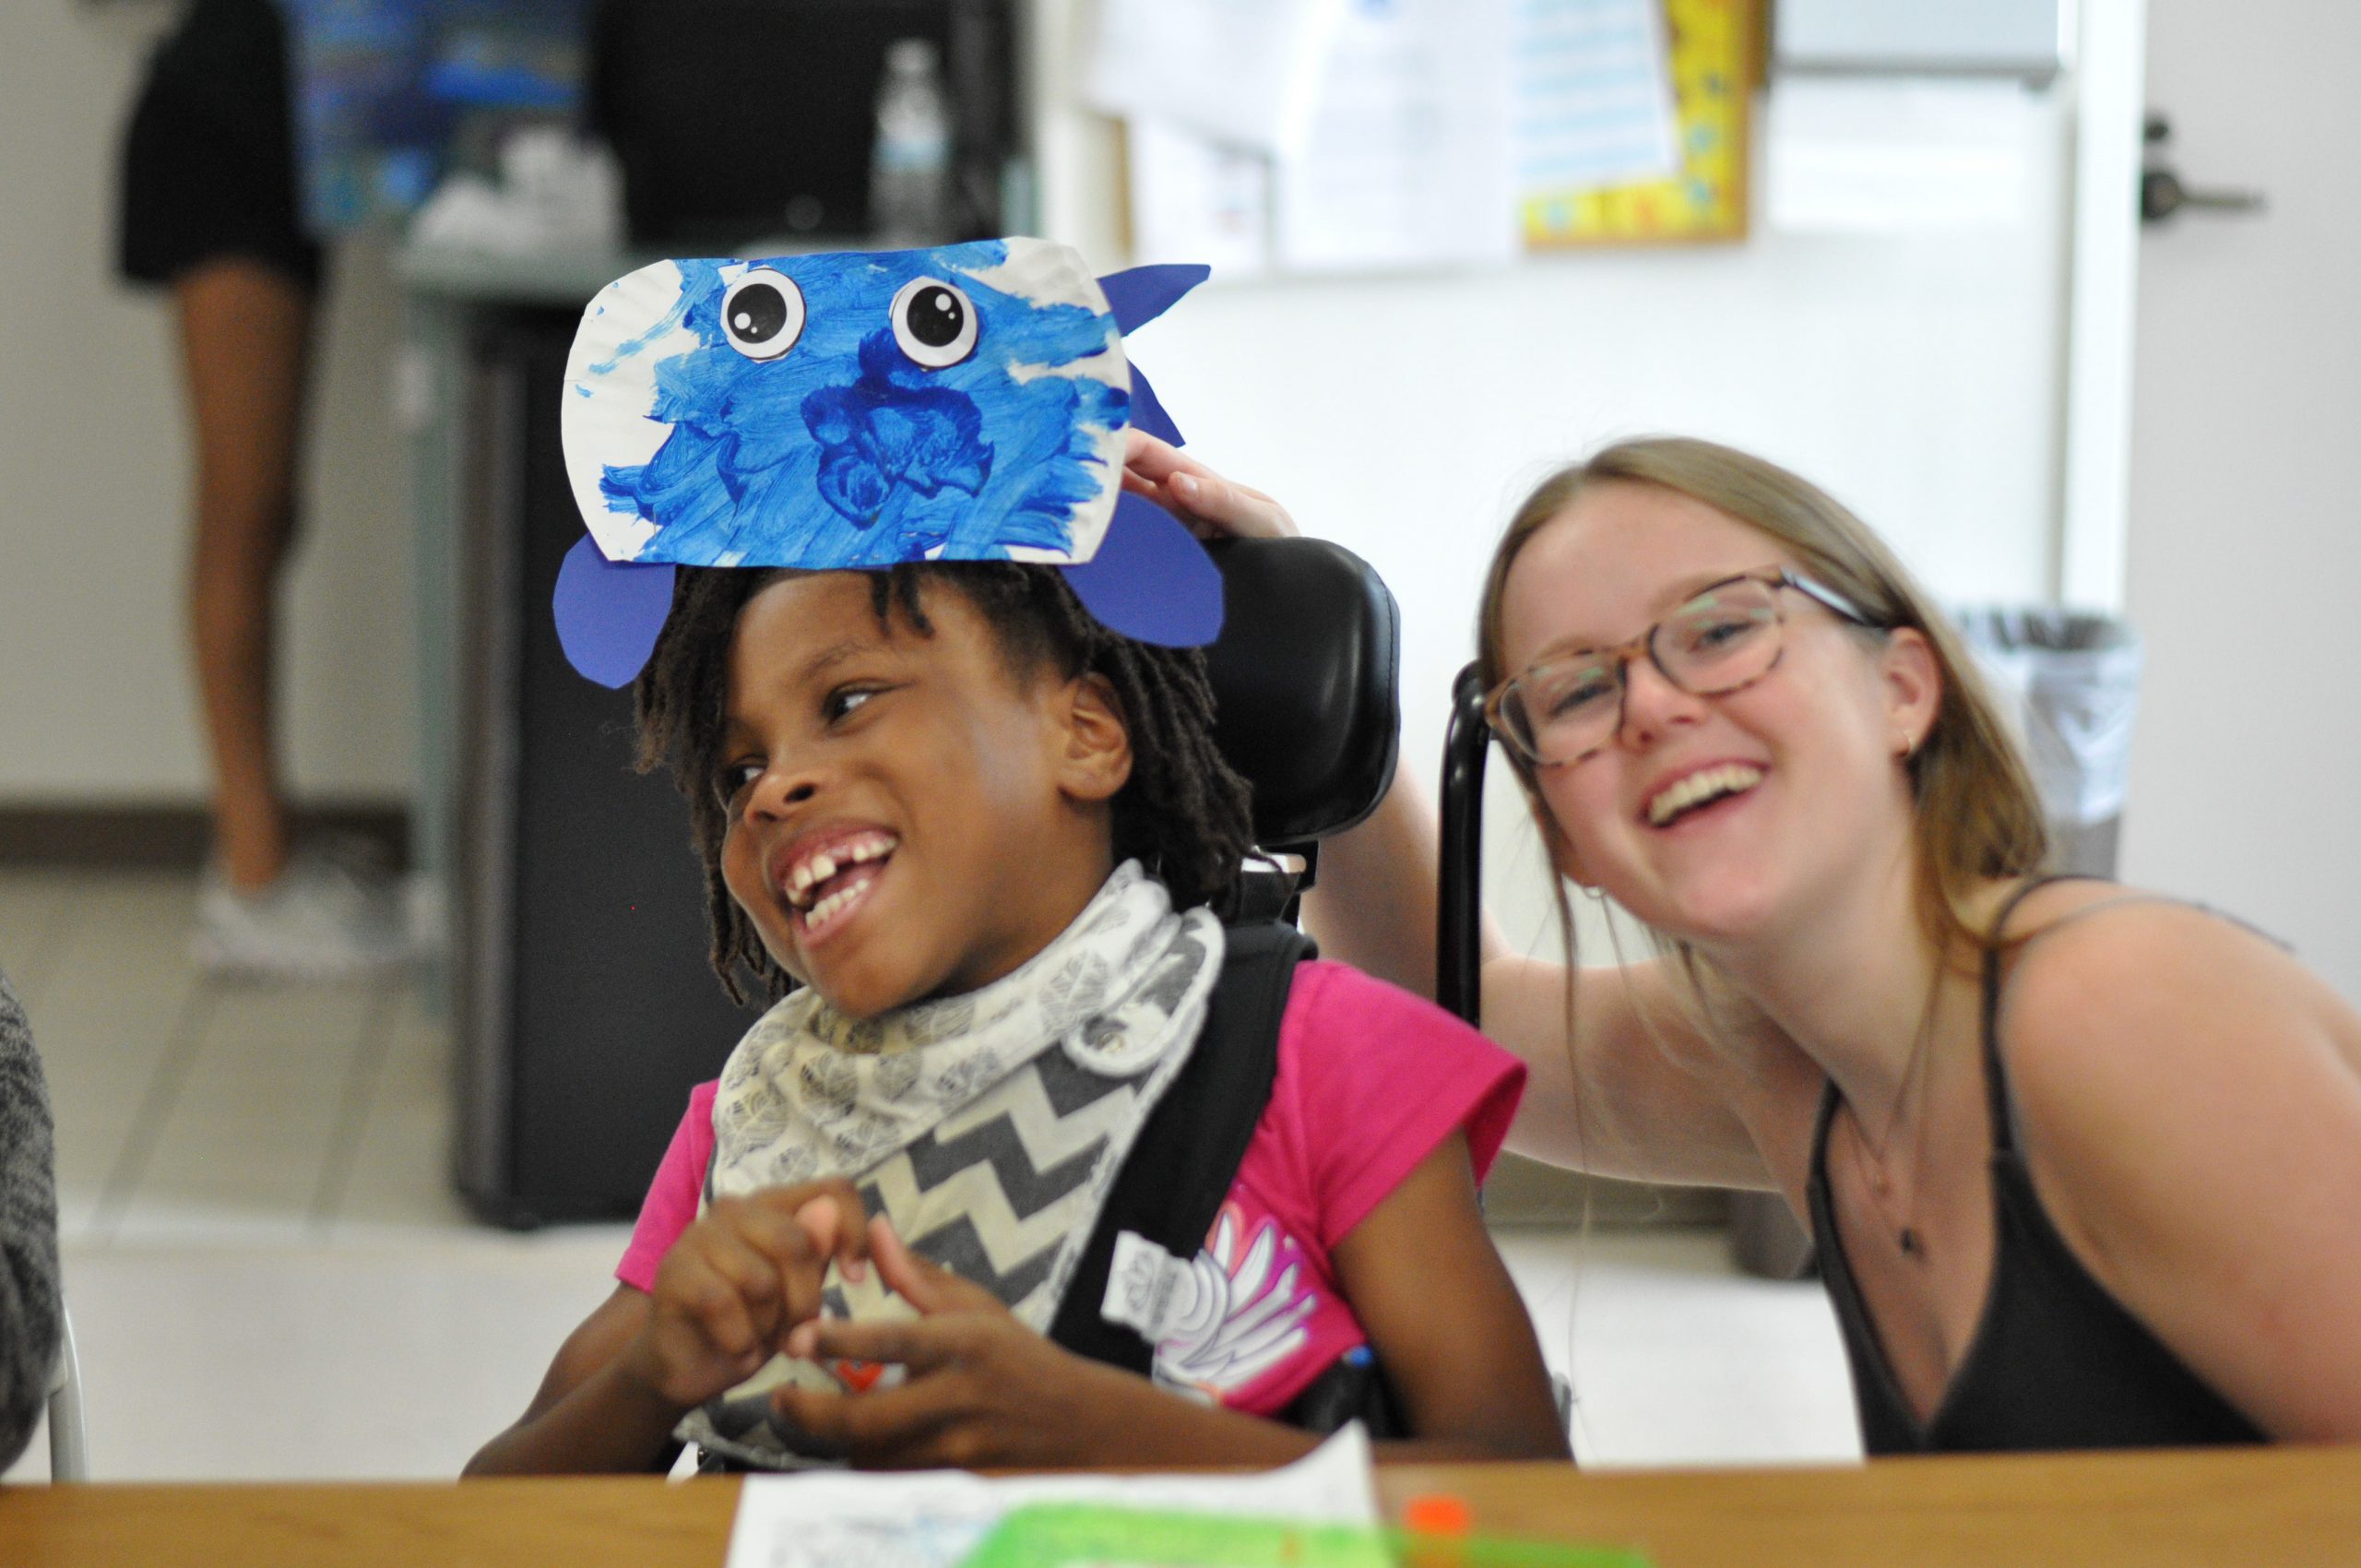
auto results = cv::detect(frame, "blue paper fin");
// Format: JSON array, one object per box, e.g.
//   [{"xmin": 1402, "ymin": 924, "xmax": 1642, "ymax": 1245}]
[
  {"xmin": 554, "ymin": 534, "xmax": 675, "ymax": 688},
  {"xmin": 1127, "ymin": 362, "xmax": 1184, "ymax": 447},
  {"xmin": 1098, "ymin": 265, "xmax": 1211, "ymax": 337},
  {"xmin": 1062, "ymin": 491, "xmax": 1223, "ymax": 647}
]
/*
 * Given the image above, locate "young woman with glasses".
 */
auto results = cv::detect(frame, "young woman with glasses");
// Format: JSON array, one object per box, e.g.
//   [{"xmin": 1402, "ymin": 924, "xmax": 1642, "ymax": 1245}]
[{"xmin": 1127, "ymin": 429, "xmax": 2361, "ymax": 1452}]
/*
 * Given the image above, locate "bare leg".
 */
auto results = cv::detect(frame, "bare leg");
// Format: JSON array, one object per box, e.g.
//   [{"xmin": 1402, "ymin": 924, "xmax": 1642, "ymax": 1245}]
[{"xmin": 175, "ymin": 259, "xmax": 316, "ymax": 893}]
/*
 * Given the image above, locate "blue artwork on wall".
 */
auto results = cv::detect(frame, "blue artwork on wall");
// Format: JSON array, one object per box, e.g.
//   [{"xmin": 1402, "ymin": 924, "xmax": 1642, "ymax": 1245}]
[{"xmin": 284, "ymin": 0, "xmax": 588, "ymax": 233}]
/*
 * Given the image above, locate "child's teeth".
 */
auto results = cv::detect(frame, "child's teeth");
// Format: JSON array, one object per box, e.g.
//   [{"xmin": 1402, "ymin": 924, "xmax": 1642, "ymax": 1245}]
[{"xmin": 789, "ymin": 836, "xmax": 897, "ymax": 913}]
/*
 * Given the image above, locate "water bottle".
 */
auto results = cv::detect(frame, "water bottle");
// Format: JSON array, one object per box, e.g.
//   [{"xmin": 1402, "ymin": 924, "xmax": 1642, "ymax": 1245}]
[{"xmin": 870, "ymin": 38, "xmax": 953, "ymax": 246}]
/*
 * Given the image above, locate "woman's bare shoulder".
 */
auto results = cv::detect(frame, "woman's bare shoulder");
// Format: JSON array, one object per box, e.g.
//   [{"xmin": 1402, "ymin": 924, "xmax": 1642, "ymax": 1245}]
[
  {"xmin": 1982, "ymin": 880, "xmax": 2361, "ymax": 1439},
  {"xmin": 1992, "ymin": 878, "xmax": 2342, "ymax": 1055}
]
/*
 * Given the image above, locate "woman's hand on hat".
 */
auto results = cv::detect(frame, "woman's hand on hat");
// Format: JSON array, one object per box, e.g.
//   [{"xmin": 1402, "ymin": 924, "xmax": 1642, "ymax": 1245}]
[
  {"xmin": 621, "ymin": 1177, "xmax": 874, "ymax": 1410},
  {"xmin": 1122, "ymin": 429, "xmax": 1299, "ymax": 541}
]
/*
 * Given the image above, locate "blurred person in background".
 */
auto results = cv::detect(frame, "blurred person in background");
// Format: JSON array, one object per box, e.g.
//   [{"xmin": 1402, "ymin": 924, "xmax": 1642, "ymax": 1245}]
[{"xmin": 117, "ymin": 0, "xmax": 409, "ymax": 977}]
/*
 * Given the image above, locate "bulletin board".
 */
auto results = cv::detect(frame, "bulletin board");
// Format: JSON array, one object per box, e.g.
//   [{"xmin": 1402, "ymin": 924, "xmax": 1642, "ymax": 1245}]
[{"xmin": 1522, "ymin": 0, "xmax": 1757, "ymax": 248}]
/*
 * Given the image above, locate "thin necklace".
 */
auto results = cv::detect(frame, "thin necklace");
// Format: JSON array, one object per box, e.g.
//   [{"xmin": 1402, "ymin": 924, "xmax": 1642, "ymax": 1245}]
[{"xmin": 1851, "ymin": 989, "xmax": 1942, "ymax": 1259}]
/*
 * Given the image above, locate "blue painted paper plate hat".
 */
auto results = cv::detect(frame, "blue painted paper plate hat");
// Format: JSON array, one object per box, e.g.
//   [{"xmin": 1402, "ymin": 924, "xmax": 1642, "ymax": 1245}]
[{"xmin": 553, "ymin": 237, "xmax": 1218, "ymax": 686}]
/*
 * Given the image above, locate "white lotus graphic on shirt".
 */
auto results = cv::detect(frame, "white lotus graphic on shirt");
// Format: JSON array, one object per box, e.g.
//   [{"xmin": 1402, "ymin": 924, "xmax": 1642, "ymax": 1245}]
[{"xmin": 1146, "ymin": 1203, "xmax": 1320, "ymax": 1398}]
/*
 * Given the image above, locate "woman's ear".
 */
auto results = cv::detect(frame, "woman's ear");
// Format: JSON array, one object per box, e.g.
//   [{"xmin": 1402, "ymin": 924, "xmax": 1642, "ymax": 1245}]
[
  {"xmin": 1878, "ymin": 626, "xmax": 1943, "ymax": 756},
  {"xmin": 1054, "ymin": 671, "xmax": 1133, "ymax": 804}
]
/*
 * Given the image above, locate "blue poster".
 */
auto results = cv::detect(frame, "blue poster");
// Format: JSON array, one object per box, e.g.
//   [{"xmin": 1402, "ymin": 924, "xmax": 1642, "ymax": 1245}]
[{"xmin": 283, "ymin": 0, "xmax": 589, "ymax": 232}]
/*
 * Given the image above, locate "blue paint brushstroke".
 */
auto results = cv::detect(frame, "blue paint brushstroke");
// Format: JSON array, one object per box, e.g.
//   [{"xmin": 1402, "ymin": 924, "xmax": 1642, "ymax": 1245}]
[{"xmin": 589, "ymin": 242, "xmax": 1128, "ymax": 568}]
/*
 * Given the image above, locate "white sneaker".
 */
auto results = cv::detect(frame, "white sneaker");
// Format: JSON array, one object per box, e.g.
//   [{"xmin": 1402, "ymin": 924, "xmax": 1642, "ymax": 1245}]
[{"xmin": 192, "ymin": 836, "xmax": 415, "ymax": 980}]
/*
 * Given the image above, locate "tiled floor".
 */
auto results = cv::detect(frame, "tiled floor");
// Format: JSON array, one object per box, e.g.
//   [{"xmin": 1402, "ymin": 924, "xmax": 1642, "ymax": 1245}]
[{"xmin": 0, "ymin": 866, "xmax": 1859, "ymax": 1483}]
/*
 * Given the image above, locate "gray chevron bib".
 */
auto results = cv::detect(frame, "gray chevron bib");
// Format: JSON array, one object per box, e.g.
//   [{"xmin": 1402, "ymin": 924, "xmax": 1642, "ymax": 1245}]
[{"xmin": 678, "ymin": 861, "xmax": 1224, "ymax": 1467}]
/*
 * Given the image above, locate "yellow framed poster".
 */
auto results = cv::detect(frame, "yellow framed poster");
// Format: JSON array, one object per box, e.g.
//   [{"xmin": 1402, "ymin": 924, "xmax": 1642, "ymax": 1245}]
[{"xmin": 1522, "ymin": 0, "xmax": 1756, "ymax": 248}]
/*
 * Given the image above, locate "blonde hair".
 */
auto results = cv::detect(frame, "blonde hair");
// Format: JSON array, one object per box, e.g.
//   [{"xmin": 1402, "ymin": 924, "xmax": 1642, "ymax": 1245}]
[{"xmin": 1477, "ymin": 436, "xmax": 2048, "ymax": 994}]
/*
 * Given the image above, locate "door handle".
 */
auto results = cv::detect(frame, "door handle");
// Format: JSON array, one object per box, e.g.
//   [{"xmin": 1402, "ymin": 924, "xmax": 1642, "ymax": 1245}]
[
  {"xmin": 2141, "ymin": 168, "xmax": 2267, "ymax": 223},
  {"xmin": 2140, "ymin": 113, "xmax": 2267, "ymax": 224}
]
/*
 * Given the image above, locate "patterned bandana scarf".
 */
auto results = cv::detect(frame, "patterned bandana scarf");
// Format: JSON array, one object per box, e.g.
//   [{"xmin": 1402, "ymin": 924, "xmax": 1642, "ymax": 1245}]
[{"xmin": 679, "ymin": 860, "xmax": 1225, "ymax": 1467}]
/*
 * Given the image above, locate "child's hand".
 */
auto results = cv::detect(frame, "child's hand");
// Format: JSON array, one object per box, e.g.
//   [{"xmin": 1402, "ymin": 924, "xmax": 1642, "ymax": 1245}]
[
  {"xmin": 1121, "ymin": 430, "xmax": 1299, "ymax": 541},
  {"xmin": 620, "ymin": 1179, "xmax": 873, "ymax": 1411},
  {"xmin": 766, "ymin": 1216, "xmax": 1154, "ymax": 1469}
]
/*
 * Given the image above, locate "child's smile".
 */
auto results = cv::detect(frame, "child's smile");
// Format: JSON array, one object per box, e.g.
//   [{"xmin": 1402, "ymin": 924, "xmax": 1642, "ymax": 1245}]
[
  {"xmin": 775, "ymin": 828, "xmax": 899, "ymax": 941},
  {"xmin": 716, "ymin": 571, "xmax": 1129, "ymax": 1019}
]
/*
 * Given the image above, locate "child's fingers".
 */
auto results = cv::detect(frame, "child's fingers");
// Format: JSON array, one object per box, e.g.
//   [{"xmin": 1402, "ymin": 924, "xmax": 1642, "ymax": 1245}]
[
  {"xmin": 666, "ymin": 1253, "xmax": 770, "ymax": 1360},
  {"xmin": 793, "ymin": 1307, "xmax": 991, "ymax": 1374},
  {"xmin": 708, "ymin": 1199, "xmax": 828, "ymax": 1324},
  {"xmin": 701, "ymin": 1229, "xmax": 791, "ymax": 1326},
  {"xmin": 770, "ymin": 1374, "xmax": 959, "ymax": 1466},
  {"xmin": 760, "ymin": 1178, "xmax": 876, "ymax": 1283},
  {"xmin": 868, "ymin": 1216, "xmax": 1005, "ymax": 1316}
]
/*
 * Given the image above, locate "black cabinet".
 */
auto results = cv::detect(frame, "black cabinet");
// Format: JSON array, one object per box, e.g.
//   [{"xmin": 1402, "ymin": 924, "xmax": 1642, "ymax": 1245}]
[{"xmin": 452, "ymin": 311, "xmax": 763, "ymax": 1228}]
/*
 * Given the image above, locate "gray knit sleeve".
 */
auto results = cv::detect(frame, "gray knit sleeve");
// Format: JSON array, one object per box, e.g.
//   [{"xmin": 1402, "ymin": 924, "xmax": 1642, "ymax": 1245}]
[{"xmin": 0, "ymin": 968, "xmax": 61, "ymax": 1470}]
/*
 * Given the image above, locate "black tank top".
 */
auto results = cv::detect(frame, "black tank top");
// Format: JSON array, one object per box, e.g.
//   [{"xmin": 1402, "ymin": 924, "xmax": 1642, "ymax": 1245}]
[{"xmin": 1806, "ymin": 879, "xmax": 2269, "ymax": 1454}]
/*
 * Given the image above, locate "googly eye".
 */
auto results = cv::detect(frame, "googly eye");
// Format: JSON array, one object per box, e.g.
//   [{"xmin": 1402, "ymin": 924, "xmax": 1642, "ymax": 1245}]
[
  {"xmin": 889, "ymin": 277, "xmax": 979, "ymax": 368},
  {"xmin": 720, "ymin": 268, "xmax": 806, "ymax": 361}
]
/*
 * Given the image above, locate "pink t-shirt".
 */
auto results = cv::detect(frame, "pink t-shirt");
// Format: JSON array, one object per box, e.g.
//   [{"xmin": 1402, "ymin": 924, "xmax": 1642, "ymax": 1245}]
[{"xmin": 616, "ymin": 959, "xmax": 1523, "ymax": 1417}]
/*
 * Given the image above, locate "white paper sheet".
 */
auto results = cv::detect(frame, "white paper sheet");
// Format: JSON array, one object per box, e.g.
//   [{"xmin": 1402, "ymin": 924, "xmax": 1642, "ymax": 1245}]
[
  {"xmin": 1513, "ymin": 0, "xmax": 1680, "ymax": 198},
  {"xmin": 1273, "ymin": 0, "xmax": 1516, "ymax": 273},
  {"xmin": 722, "ymin": 1424, "xmax": 1378, "ymax": 1568},
  {"xmin": 1085, "ymin": 0, "xmax": 1348, "ymax": 157},
  {"xmin": 1764, "ymin": 77, "xmax": 2041, "ymax": 234},
  {"xmin": 1126, "ymin": 120, "xmax": 1274, "ymax": 278}
]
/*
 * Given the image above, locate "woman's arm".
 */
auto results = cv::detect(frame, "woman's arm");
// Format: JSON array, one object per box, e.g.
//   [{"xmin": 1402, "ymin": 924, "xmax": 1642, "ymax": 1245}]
[
  {"xmin": 1310, "ymin": 768, "xmax": 1781, "ymax": 1191},
  {"xmin": 2004, "ymin": 901, "xmax": 2361, "ymax": 1440}
]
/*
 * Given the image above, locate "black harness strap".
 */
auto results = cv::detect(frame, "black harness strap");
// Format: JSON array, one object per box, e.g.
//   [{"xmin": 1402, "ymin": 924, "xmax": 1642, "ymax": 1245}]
[{"xmin": 1045, "ymin": 919, "xmax": 1315, "ymax": 1372}]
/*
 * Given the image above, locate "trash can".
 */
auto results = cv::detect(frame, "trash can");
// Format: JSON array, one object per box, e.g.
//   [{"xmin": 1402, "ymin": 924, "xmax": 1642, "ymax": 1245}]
[
  {"xmin": 1953, "ymin": 608, "xmax": 2143, "ymax": 877},
  {"xmin": 1728, "ymin": 606, "xmax": 2142, "ymax": 1280}
]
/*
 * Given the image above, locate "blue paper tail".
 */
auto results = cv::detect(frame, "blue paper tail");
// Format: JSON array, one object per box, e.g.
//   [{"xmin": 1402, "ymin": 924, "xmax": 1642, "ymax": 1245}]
[
  {"xmin": 1097, "ymin": 264, "xmax": 1211, "ymax": 337},
  {"xmin": 553, "ymin": 534, "xmax": 676, "ymax": 688},
  {"xmin": 1061, "ymin": 491, "xmax": 1223, "ymax": 647},
  {"xmin": 1127, "ymin": 362, "xmax": 1184, "ymax": 447}
]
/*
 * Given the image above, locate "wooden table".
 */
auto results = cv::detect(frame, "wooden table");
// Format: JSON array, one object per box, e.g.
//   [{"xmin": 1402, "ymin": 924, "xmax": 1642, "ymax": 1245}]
[{"xmin": 6, "ymin": 1447, "xmax": 2357, "ymax": 1568}]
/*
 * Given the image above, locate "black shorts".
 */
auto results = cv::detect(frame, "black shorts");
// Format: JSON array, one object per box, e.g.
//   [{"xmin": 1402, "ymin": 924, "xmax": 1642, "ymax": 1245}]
[{"xmin": 117, "ymin": 0, "xmax": 325, "ymax": 291}]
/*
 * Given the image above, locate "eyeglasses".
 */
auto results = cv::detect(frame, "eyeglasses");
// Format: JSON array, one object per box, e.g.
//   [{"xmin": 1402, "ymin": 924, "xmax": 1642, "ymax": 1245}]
[{"xmin": 1485, "ymin": 567, "xmax": 1880, "ymax": 768}]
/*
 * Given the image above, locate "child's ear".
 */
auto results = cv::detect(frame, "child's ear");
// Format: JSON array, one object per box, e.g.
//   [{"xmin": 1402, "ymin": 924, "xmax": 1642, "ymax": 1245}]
[{"xmin": 1054, "ymin": 671, "xmax": 1133, "ymax": 804}]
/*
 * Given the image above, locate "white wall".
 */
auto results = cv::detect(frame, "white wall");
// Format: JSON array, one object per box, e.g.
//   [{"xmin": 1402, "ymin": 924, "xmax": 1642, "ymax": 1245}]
[
  {"xmin": 2118, "ymin": 0, "xmax": 2361, "ymax": 1004},
  {"xmin": 1030, "ymin": 0, "xmax": 2074, "ymax": 950},
  {"xmin": 0, "ymin": 2, "xmax": 414, "ymax": 807}
]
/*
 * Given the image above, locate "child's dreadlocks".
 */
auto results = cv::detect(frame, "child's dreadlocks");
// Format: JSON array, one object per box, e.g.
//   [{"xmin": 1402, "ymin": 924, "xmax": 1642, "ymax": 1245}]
[{"xmin": 635, "ymin": 563, "xmax": 1255, "ymax": 1004}]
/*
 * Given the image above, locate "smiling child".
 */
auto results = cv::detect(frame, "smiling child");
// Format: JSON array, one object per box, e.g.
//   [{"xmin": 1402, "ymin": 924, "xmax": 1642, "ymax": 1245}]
[{"xmin": 466, "ymin": 554, "xmax": 1568, "ymax": 1473}]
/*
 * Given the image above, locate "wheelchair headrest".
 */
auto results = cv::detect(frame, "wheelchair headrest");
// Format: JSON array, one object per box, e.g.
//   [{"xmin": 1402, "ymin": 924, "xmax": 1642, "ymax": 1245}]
[{"xmin": 1201, "ymin": 537, "xmax": 1401, "ymax": 849}]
